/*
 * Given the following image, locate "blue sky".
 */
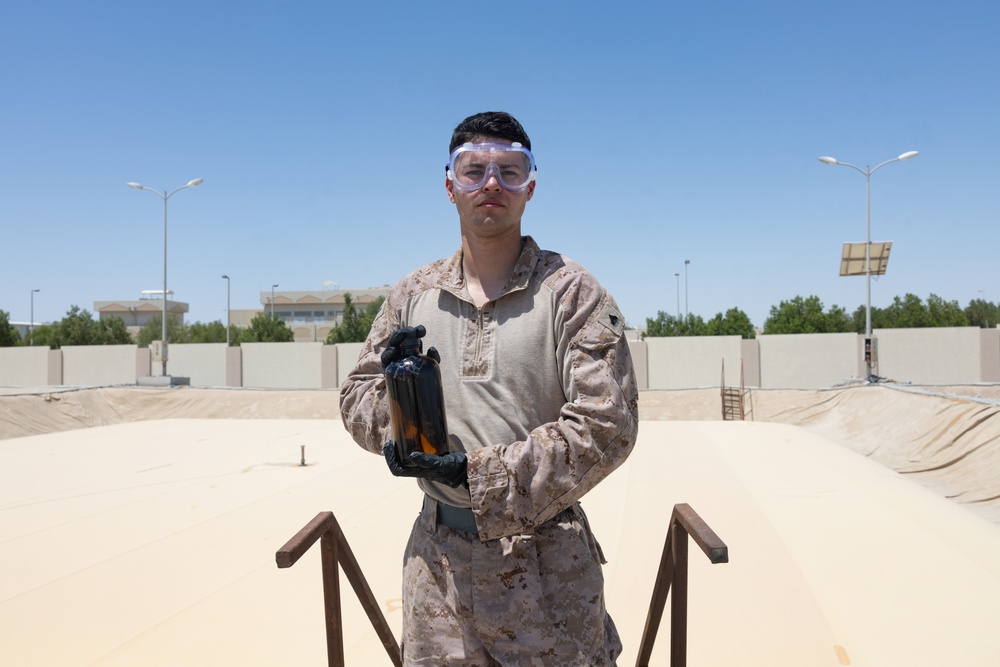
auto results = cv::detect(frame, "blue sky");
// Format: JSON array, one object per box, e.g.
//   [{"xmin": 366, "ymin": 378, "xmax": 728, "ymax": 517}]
[{"xmin": 2, "ymin": 1, "xmax": 997, "ymax": 330}]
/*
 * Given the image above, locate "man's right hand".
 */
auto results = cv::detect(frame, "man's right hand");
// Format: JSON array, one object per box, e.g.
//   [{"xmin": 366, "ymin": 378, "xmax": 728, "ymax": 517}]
[{"xmin": 380, "ymin": 325, "xmax": 440, "ymax": 367}]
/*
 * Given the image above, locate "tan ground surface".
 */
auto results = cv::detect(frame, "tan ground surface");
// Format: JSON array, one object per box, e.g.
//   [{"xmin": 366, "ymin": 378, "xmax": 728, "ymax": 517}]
[
  {"xmin": 3, "ymin": 384, "xmax": 1000, "ymax": 665},
  {"xmin": 4, "ymin": 383, "xmax": 999, "ymax": 523}
]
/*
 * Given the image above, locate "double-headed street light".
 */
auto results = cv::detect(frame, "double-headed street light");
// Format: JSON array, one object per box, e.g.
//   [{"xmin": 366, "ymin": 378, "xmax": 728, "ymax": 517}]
[
  {"xmin": 127, "ymin": 178, "xmax": 204, "ymax": 377},
  {"xmin": 819, "ymin": 151, "xmax": 918, "ymax": 381}
]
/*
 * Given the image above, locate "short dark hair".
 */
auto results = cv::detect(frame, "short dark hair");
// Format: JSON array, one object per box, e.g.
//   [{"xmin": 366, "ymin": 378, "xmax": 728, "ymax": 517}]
[{"xmin": 449, "ymin": 111, "xmax": 532, "ymax": 153}]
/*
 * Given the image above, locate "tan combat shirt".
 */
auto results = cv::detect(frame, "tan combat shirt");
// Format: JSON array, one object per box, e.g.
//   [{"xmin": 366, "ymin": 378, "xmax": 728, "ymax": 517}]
[{"xmin": 340, "ymin": 236, "xmax": 639, "ymax": 541}]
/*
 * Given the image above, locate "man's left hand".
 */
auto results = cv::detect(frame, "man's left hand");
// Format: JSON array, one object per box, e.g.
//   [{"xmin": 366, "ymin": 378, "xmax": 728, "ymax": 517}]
[{"xmin": 383, "ymin": 443, "xmax": 468, "ymax": 488}]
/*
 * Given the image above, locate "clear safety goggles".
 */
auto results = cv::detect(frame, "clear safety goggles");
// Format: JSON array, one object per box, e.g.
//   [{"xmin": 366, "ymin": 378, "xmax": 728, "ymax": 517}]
[{"xmin": 446, "ymin": 142, "xmax": 536, "ymax": 193}]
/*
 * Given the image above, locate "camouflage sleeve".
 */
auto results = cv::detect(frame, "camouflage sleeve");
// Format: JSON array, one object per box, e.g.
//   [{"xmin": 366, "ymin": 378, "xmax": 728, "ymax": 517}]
[
  {"xmin": 339, "ymin": 298, "xmax": 399, "ymax": 455},
  {"xmin": 466, "ymin": 273, "xmax": 640, "ymax": 541}
]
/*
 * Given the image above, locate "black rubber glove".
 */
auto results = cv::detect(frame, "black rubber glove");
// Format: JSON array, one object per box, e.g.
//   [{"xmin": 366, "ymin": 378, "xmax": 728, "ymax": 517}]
[
  {"xmin": 380, "ymin": 325, "xmax": 440, "ymax": 367},
  {"xmin": 383, "ymin": 442, "xmax": 468, "ymax": 488}
]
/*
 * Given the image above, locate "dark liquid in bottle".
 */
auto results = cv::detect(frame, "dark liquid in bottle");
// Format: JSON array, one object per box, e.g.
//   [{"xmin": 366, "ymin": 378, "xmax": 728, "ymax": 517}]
[{"xmin": 385, "ymin": 351, "xmax": 449, "ymax": 466}]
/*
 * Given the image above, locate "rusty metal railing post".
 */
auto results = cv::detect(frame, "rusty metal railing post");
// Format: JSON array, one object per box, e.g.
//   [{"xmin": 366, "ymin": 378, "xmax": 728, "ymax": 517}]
[
  {"xmin": 636, "ymin": 503, "xmax": 728, "ymax": 667},
  {"xmin": 277, "ymin": 511, "xmax": 402, "ymax": 667},
  {"xmin": 320, "ymin": 526, "xmax": 345, "ymax": 666},
  {"xmin": 670, "ymin": 520, "xmax": 689, "ymax": 667}
]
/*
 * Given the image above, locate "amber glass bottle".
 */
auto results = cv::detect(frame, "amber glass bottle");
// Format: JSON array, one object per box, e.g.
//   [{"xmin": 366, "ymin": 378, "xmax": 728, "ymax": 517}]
[{"xmin": 384, "ymin": 331, "xmax": 449, "ymax": 467}]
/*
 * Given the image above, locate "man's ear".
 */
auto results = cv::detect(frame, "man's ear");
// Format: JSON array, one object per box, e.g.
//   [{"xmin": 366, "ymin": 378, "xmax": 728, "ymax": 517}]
[
  {"xmin": 445, "ymin": 177, "xmax": 456, "ymax": 204},
  {"xmin": 526, "ymin": 180, "xmax": 536, "ymax": 201}
]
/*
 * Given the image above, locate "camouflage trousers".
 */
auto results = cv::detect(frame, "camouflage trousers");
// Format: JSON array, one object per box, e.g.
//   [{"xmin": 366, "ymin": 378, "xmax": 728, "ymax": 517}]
[{"xmin": 400, "ymin": 497, "xmax": 622, "ymax": 666}]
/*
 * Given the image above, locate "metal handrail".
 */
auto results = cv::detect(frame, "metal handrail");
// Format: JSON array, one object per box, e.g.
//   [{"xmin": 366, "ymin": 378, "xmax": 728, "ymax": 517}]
[
  {"xmin": 276, "ymin": 511, "xmax": 402, "ymax": 667},
  {"xmin": 278, "ymin": 504, "xmax": 725, "ymax": 667},
  {"xmin": 635, "ymin": 503, "xmax": 729, "ymax": 667}
]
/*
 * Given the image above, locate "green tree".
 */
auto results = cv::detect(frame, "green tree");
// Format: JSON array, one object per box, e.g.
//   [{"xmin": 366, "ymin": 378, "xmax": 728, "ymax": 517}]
[
  {"xmin": 238, "ymin": 313, "xmax": 294, "ymax": 343},
  {"xmin": 53, "ymin": 305, "xmax": 97, "ymax": 346},
  {"xmin": 96, "ymin": 316, "xmax": 134, "ymax": 344},
  {"xmin": 326, "ymin": 293, "xmax": 385, "ymax": 344},
  {"xmin": 0, "ymin": 310, "xmax": 20, "ymax": 347},
  {"xmin": 36, "ymin": 306, "xmax": 133, "ymax": 347},
  {"xmin": 644, "ymin": 311, "xmax": 682, "ymax": 338},
  {"xmin": 28, "ymin": 323, "xmax": 56, "ymax": 348},
  {"xmin": 926, "ymin": 294, "xmax": 967, "ymax": 327},
  {"xmin": 643, "ymin": 312, "xmax": 712, "ymax": 337},
  {"xmin": 858, "ymin": 293, "xmax": 972, "ymax": 330},
  {"xmin": 187, "ymin": 320, "xmax": 233, "ymax": 344},
  {"xmin": 763, "ymin": 296, "xmax": 851, "ymax": 334},
  {"xmin": 704, "ymin": 307, "xmax": 756, "ymax": 338},
  {"xmin": 870, "ymin": 293, "xmax": 929, "ymax": 329},
  {"xmin": 965, "ymin": 298, "xmax": 999, "ymax": 328},
  {"xmin": 359, "ymin": 296, "xmax": 385, "ymax": 334},
  {"xmin": 645, "ymin": 309, "xmax": 759, "ymax": 338},
  {"xmin": 136, "ymin": 314, "xmax": 189, "ymax": 347}
]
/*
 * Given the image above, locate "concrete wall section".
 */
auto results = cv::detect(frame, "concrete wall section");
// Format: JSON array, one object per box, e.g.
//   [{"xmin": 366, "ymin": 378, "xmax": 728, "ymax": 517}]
[
  {"xmin": 758, "ymin": 333, "xmax": 858, "ymax": 389},
  {"xmin": 167, "ymin": 344, "xmax": 228, "ymax": 387},
  {"xmin": 136, "ymin": 347, "xmax": 151, "ymax": 380},
  {"xmin": 62, "ymin": 345, "xmax": 138, "ymax": 386},
  {"xmin": 0, "ymin": 347, "xmax": 50, "ymax": 386},
  {"xmin": 48, "ymin": 349, "xmax": 62, "ymax": 385},
  {"xmin": 980, "ymin": 329, "xmax": 1000, "ymax": 383},
  {"xmin": 336, "ymin": 343, "xmax": 365, "ymax": 389},
  {"xmin": 875, "ymin": 327, "xmax": 984, "ymax": 385},
  {"xmin": 242, "ymin": 342, "xmax": 324, "ymax": 389},
  {"xmin": 627, "ymin": 340, "xmax": 648, "ymax": 390},
  {"xmin": 226, "ymin": 347, "xmax": 242, "ymax": 387},
  {"xmin": 320, "ymin": 345, "xmax": 338, "ymax": 389},
  {"xmin": 741, "ymin": 339, "xmax": 761, "ymax": 387},
  {"xmin": 645, "ymin": 336, "xmax": 743, "ymax": 390}
]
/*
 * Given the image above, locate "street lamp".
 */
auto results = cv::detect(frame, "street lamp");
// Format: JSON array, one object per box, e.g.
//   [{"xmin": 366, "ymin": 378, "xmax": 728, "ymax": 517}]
[
  {"xmin": 684, "ymin": 259, "xmax": 691, "ymax": 319},
  {"xmin": 30, "ymin": 289, "xmax": 40, "ymax": 346},
  {"xmin": 271, "ymin": 284, "xmax": 279, "ymax": 318},
  {"xmin": 819, "ymin": 151, "xmax": 918, "ymax": 381},
  {"xmin": 127, "ymin": 178, "xmax": 203, "ymax": 377},
  {"xmin": 222, "ymin": 275, "xmax": 231, "ymax": 346}
]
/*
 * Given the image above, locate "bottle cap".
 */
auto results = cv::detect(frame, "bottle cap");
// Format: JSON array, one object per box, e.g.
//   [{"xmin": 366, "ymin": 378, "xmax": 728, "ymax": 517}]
[{"xmin": 401, "ymin": 336, "xmax": 421, "ymax": 356}]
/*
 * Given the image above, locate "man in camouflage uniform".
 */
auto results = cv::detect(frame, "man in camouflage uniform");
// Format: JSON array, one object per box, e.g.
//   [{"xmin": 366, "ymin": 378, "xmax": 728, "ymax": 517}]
[{"xmin": 340, "ymin": 111, "xmax": 638, "ymax": 666}]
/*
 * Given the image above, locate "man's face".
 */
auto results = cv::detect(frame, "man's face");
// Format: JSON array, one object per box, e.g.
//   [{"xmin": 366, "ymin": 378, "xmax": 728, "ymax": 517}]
[{"xmin": 445, "ymin": 141, "xmax": 535, "ymax": 239}]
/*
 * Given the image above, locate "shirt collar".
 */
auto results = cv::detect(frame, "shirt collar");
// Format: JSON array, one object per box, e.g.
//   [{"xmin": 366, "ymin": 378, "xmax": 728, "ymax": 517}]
[{"xmin": 437, "ymin": 236, "xmax": 542, "ymax": 301}]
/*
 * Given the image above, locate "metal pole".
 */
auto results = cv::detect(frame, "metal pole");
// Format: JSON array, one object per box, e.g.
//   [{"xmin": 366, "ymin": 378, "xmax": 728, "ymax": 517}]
[
  {"xmin": 162, "ymin": 194, "xmax": 168, "ymax": 376},
  {"xmin": 30, "ymin": 289, "xmax": 39, "ymax": 345},
  {"xmin": 271, "ymin": 284, "xmax": 278, "ymax": 318},
  {"xmin": 818, "ymin": 151, "xmax": 917, "ymax": 384},
  {"xmin": 127, "ymin": 179, "xmax": 202, "ymax": 378},
  {"xmin": 684, "ymin": 259, "xmax": 690, "ymax": 320},
  {"xmin": 864, "ymin": 168, "xmax": 872, "ymax": 382}
]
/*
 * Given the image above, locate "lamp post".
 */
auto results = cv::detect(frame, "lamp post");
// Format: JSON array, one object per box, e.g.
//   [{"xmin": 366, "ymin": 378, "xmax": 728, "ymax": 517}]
[
  {"xmin": 30, "ymin": 289, "xmax": 40, "ymax": 345},
  {"xmin": 819, "ymin": 151, "xmax": 917, "ymax": 381},
  {"xmin": 271, "ymin": 284, "xmax": 279, "ymax": 318},
  {"xmin": 222, "ymin": 275, "xmax": 231, "ymax": 346},
  {"xmin": 127, "ymin": 178, "xmax": 203, "ymax": 377},
  {"xmin": 684, "ymin": 259, "xmax": 690, "ymax": 320}
]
